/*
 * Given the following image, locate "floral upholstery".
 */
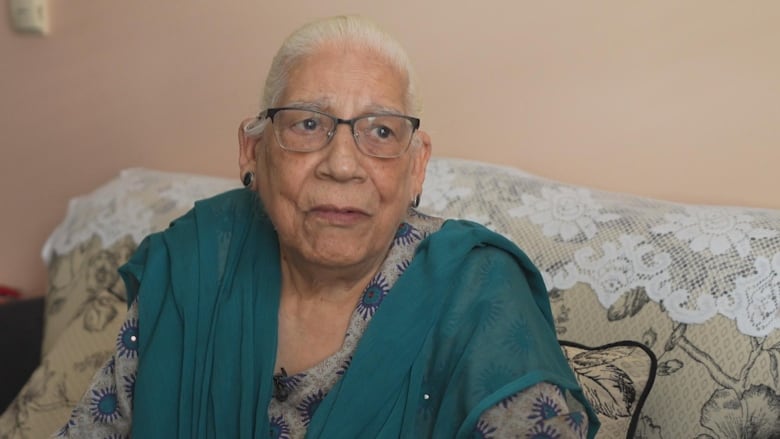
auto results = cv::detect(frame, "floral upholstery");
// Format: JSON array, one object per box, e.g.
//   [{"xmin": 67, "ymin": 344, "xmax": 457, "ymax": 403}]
[
  {"xmin": 1, "ymin": 158, "xmax": 778, "ymax": 438},
  {"xmin": 561, "ymin": 341, "xmax": 656, "ymax": 438},
  {"xmin": 420, "ymin": 158, "xmax": 780, "ymax": 438}
]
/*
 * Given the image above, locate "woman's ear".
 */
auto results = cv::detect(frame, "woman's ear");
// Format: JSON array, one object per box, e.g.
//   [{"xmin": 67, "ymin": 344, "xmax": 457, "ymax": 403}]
[
  {"xmin": 411, "ymin": 130, "xmax": 432, "ymax": 197},
  {"xmin": 238, "ymin": 118, "xmax": 260, "ymax": 183}
]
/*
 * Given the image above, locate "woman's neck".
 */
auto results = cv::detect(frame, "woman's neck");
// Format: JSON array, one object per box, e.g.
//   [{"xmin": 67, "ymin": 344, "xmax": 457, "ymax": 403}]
[
  {"xmin": 274, "ymin": 246, "xmax": 386, "ymax": 374},
  {"xmin": 277, "ymin": 246, "xmax": 386, "ymax": 304},
  {"xmin": 275, "ymin": 263, "xmax": 375, "ymax": 373}
]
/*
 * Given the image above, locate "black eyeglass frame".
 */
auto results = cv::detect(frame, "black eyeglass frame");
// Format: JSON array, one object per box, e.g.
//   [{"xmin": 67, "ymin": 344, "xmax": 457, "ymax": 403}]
[{"xmin": 260, "ymin": 107, "xmax": 421, "ymax": 158}]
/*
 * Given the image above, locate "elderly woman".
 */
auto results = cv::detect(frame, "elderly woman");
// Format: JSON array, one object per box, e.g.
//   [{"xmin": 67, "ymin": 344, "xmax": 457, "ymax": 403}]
[{"xmin": 55, "ymin": 16, "xmax": 598, "ymax": 439}]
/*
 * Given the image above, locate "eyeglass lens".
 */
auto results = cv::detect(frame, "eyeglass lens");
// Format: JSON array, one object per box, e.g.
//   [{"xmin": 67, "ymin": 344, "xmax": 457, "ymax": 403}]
[{"xmin": 272, "ymin": 109, "xmax": 414, "ymax": 158}]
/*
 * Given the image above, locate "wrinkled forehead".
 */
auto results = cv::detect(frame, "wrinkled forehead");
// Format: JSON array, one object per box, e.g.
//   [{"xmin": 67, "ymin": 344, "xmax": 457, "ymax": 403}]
[{"xmin": 280, "ymin": 41, "xmax": 410, "ymax": 113}]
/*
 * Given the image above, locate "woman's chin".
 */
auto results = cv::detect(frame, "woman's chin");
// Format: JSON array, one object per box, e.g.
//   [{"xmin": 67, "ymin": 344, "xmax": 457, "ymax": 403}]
[
  {"xmin": 308, "ymin": 247, "xmax": 377, "ymax": 270},
  {"xmin": 294, "ymin": 239, "xmax": 386, "ymax": 274}
]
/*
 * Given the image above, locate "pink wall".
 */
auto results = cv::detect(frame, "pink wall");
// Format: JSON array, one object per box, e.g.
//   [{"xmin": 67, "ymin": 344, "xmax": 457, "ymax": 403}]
[{"xmin": 2, "ymin": 1, "xmax": 779, "ymax": 297}]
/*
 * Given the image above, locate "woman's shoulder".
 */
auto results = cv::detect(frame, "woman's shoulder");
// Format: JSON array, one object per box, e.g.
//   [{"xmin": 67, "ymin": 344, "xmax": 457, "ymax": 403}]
[
  {"xmin": 410, "ymin": 215, "xmax": 551, "ymax": 318},
  {"xmin": 188, "ymin": 188, "xmax": 260, "ymax": 223},
  {"xmin": 147, "ymin": 188, "xmax": 263, "ymax": 246},
  {"xmin": 403, "ymin": 213, "xmax": 539, "ymax": 282},
  {"xmin": 121, "ymin": 189, "xmax": 261, "ymax": 288},
  {"xmin": 419, "ymin": 216, "xmax": 533, "ymax": 265}
]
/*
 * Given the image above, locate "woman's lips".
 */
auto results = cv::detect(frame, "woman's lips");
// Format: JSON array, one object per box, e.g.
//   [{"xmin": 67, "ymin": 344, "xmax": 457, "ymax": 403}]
[{"xmin": 309, "ymin": 205, "xmax": 369, "ymax": 226}]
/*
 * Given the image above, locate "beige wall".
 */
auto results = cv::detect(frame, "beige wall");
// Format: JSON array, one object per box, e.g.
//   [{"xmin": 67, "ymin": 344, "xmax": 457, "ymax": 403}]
[{"xmin": 2, "ymin": 1, "xmax": 779, "ymax": 297}]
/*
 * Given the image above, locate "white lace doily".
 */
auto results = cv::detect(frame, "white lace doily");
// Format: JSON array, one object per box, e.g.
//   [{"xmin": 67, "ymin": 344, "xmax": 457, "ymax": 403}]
[
  {"xmin": 42, "ymin": 168, "xmax": 240, "ymax": 264},
  {"xmin": 420, "ymin": 159, "xmax": 780, "ymax": 337},
  {"xmin": 42, "ymin": 160, "xmax": 780, "ymax": 337}
]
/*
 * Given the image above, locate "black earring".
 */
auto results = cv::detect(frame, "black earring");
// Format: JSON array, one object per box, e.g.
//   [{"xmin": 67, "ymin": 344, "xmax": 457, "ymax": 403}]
[
  {"xmin": 242, "ymin": 172, "xmax": 255, "ymax": 188},
  {"xmin": 412, "ymin": 194, "xmax": 421, "ymax": 208}
]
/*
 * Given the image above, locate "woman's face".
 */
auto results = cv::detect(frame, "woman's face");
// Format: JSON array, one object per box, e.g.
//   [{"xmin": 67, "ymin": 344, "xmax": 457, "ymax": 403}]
[{"xmin": 241, "ymin": 43, "xmax": 431, "ymax": 274}]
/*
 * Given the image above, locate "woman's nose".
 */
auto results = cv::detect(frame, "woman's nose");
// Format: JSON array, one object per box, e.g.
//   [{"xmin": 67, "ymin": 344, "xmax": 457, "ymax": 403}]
[{"xmin": 317, "ymin": 124, "xmax": 364, "ymax": 181}]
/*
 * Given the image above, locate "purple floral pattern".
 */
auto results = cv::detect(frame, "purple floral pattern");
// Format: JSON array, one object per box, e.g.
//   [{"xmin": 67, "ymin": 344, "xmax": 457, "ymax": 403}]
[
  {"xmin": 356, "ymin": 274, "xmax": 389, "ymax": 319},
  {"xmin": 115, "ymin": 318, "xmax": 138, "ymax": 359},
  {"xmin": 296, "ymin": 390, "xmax": 325, "ymax": 427},
  {"xmin": 89, "ymin": 387, "xmax": 120, "ymax": 423},
  {"xmin": 268, "ymin": 414, "xmax": 291, "ymax": 439}
]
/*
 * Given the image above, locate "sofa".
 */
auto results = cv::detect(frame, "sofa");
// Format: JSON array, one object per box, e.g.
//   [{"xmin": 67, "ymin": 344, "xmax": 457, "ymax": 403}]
[{"xmin": 1, "ymin": 157, "xmax": 778, "ymax": 438}]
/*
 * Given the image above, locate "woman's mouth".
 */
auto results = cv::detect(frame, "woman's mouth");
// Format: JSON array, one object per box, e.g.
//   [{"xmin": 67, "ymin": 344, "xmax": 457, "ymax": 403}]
[{"xmin": 309, "ymin": 205, "xmax": 369, "ymax": 226}]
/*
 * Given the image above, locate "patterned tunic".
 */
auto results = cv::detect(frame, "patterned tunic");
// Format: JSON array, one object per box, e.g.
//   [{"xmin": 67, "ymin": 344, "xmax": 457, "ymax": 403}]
[{"xmin": 54, "ymin": 212, "xmax": 588, "ymax": 438}]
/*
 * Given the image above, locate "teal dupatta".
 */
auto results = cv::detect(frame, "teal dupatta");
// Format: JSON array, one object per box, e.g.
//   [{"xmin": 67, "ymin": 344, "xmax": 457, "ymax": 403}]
[{"xmin": 120, "ymin": 189, "xmax": 598, "ymax": 438}]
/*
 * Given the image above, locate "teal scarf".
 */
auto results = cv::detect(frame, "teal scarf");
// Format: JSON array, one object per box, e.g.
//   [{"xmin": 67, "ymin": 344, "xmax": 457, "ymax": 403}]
[{"xmin": 120, "ymin": 189, "xmax": 598, "ymax": 438}]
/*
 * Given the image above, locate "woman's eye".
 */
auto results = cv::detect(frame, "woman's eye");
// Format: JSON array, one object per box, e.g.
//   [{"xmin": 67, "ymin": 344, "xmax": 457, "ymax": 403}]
[
  {"xmin": 299, "ymin": 118, "xmax": 318, "ymax": 131},
  {"xmin": 373, "ymin": 125, "xmax": 394, "ymax": 139}
]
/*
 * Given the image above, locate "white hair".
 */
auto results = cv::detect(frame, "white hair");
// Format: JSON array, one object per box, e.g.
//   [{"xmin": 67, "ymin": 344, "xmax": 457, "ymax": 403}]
[{"xmin": 244, "ymin": 15, "xmax": 422, "ymax": 138}]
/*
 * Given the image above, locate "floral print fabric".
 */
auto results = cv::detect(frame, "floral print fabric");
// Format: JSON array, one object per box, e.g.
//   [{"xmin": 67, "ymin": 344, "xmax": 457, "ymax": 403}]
[{"xmin": 419, "ymin": 158, "xmax": 780, "ymax": 438}]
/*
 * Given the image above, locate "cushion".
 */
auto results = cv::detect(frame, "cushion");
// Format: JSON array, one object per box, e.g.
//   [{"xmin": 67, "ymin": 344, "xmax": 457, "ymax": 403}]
[{"xmin": 560, "ymin": 340, "xmax": 656, "ymax": 439}]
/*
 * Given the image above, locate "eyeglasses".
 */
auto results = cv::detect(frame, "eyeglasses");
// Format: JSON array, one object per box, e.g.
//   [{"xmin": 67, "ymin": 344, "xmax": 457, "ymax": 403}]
[{"xmin": 260, "ymin": 107, "xmax": 420, "ymax": 158}]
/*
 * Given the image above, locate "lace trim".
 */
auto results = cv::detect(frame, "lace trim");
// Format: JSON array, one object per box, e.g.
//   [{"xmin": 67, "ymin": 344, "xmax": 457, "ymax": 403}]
[
  {"xmin": 421, "ymin": 159, "xmax": 780, "ymax": 337},
  {"xmin": 43, "ymin": 159, "xmax": 780, "ymax": 336}
]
